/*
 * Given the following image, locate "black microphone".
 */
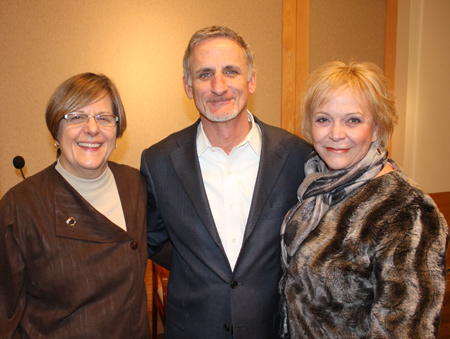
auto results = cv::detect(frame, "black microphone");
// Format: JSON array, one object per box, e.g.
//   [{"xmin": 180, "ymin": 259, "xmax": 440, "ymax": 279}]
[{"xmin": 13, "ymin": 156, "xmax": 26, "ymax": 179}]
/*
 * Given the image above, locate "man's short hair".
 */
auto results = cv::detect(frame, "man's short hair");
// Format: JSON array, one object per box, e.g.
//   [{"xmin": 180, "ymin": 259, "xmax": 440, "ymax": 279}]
[{"xmin": 183, "ymin": 25, "xmax": 255, "ymax": 86}]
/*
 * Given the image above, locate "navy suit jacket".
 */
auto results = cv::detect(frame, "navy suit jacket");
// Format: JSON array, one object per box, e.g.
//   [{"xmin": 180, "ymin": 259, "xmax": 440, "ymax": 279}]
[{"xmin": 140, "ymin": 117, "xmax": 312, "ymax": 339}]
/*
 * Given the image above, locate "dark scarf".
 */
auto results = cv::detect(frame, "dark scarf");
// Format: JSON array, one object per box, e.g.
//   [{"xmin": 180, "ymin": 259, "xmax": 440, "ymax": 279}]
[{"xmin": 279, "ymin": 142, "xmax": 387, "ymax": 337}]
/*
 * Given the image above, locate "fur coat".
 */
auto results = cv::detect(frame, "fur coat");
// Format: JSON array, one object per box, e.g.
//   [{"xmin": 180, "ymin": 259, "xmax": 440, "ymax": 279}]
[{"xmin": 282, "ymin": 160, "xmax": 448, "ymax": 338}]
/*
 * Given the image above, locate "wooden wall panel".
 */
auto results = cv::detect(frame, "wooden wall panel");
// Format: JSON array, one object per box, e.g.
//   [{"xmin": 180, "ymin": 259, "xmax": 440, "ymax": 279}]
[{"xmin": 281, "ymin": 0, "xmax": 309, "ymax": 136}]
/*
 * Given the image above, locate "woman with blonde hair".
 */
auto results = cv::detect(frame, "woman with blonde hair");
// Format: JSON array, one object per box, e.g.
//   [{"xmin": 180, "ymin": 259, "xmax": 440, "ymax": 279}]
[{"xmin": 280, "ymin": 61, "xmax": 448, "ymax": 338}]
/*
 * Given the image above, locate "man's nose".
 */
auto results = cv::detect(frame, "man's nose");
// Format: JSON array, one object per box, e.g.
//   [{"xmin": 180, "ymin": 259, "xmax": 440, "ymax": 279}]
[{"xmin": 211, "ymin": 74, "xmax": 228, "ymax": 95}]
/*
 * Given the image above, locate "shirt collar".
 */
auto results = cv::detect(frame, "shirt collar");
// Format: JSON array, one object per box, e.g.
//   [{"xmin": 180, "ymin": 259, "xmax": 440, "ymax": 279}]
[{"xmin": 196, "ymin": 111, "xmax": 262, "ymax": 157}]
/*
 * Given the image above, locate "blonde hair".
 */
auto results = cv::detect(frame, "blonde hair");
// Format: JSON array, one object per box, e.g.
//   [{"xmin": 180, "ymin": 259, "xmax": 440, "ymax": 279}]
[{"xmin": 301, "ymin": 61, "xmax": 398, "ymax": 150}]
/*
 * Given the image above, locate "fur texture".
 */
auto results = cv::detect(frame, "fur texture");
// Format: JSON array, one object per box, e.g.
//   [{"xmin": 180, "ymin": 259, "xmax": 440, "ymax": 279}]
[{"xmin": 282, "ymin": 160, "xmax": 448, "ymax": 338}]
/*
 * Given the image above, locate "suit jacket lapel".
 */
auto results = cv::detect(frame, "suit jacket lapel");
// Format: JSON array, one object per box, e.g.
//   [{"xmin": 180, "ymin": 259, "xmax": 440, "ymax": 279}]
[
  {"xmin": 169, "ymin": 121, "xmax": 225, "ymax": 253},
  {"xmin": 243, "ymin": 119, "xmax": 289, "ymax": 242}
]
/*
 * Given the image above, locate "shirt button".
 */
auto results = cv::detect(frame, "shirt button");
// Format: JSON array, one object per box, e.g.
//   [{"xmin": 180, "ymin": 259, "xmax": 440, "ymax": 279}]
[
  {"xmin": 130, "ymin": 240, "xmax": 138, "ymax": 250},
  {"xmin": 230, "ymin": 281, "xmax": 238, "ymax": 289}
]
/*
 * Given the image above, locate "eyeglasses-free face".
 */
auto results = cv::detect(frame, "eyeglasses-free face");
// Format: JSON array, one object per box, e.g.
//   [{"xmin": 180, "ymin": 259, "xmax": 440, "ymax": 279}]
[
  {"xmin": 63, "ymin": 112, "xmax": 118, "ymax": 127},
  {"xmin": 183, "ymin": 38, "xmax": 256, "ymax": 125},
  {"xmin": 57, "ymin": 95, "xmax": 118, "ymax": 179},
  {"xmin": 311, "ymin": 86, "xmax": 378, "ymax": 171}
]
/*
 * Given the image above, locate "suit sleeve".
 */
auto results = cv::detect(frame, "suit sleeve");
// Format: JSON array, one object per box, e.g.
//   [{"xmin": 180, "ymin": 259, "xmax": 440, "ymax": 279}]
[
  {"xmin": 0, "ymin": 192, "xmax": 26, "ymax": 337},
  {"xmin": 140, "ymin": 150, "xmax": 171, "ymax": 262}
]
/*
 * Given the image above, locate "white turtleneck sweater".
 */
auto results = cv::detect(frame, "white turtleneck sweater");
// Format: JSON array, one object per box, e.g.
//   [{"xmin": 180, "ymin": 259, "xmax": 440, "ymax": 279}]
[{"xmin": 55, "ymin": 160, "xmax": 127, "ymax": 231}]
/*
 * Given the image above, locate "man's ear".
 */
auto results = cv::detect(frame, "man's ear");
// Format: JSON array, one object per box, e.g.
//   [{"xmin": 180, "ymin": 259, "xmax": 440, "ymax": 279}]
[
  {"xmin": 248, "ymin": 71, "xmax": 256, "ymax": 94},
  {"xmin": 183, "ymin": 76, "xmax": 194, "ymax": 99}
]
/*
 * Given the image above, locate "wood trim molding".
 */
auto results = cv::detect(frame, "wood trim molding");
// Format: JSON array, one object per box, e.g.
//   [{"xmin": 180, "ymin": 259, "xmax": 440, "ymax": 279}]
[
  {"xmin": 281, "ymin": 0, "xmax": 309, "ymax": 136},
  {"xmin": 384, "ymin": 0, "xmax": 398, "ymax": 92},
  {"xmin": 384, "ymin": 0, "xmax": 398, "ymax": 155}
]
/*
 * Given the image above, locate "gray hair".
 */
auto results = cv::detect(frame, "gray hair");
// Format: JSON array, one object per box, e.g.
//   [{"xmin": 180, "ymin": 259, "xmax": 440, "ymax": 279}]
[{"xmin": 182, "ymin": 25, "xmax": 255, "ymax": 86}]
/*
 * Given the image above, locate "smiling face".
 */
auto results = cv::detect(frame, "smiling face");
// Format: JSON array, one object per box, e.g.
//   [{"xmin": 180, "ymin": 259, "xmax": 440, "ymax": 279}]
[
  {"xmin": 311, "ymin": 86, "xmax": 378, "ymax": 171},
  {"xmin": 57, "ymin": 94, "xmax": 117, "ymax": 179},
  {"xmin": 183, "ymin": 37, "xmax": 256, "ymax": 123}
]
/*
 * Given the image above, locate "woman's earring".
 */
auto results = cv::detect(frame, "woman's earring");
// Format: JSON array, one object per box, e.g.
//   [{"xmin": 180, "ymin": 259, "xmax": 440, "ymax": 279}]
[
  {"xmin": 115, "ymin": 144, "xmax": 118, "ymax": 149},
  {"xmin": 54, "ymin": 142, "xmax": 60, "ymax": 149}
]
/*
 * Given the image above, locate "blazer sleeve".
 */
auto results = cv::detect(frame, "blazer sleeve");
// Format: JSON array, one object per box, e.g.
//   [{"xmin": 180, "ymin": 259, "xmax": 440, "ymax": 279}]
[
  {"xmin": 0, "ymin": 191, "xmax": 26, "ymax": 338},
  {"xmin": 140, "ymin": 150, "xmax": 171, "ymax": 261}
]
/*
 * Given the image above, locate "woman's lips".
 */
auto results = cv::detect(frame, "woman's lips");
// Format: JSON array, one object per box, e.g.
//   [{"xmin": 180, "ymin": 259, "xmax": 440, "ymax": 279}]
[
  {"xmin": 77, "ymin": 142, "xmax": 102, "ymax": 148},
  {"xmin": 325, "ymin": 147, "xmax": 349, "ymax": 154}
]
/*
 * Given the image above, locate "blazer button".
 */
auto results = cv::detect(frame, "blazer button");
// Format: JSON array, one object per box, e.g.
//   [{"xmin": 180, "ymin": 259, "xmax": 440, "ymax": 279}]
[
  {"xmin": 230, "ymin": 281, "xmax": 238, "ymax": 289},
  {"xmin": 130, "ymin": 240, "xmax": 138, "ymax": 250},
  {"xmin": 223, "ymin": 324, "xmax": 230, "ymax": 331}
]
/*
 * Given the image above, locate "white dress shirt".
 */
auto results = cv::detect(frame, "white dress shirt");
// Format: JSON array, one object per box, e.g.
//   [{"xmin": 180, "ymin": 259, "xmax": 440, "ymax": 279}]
[{"xmin": 197, "ymin": 112, "xmax": 261, "ymax": 270}]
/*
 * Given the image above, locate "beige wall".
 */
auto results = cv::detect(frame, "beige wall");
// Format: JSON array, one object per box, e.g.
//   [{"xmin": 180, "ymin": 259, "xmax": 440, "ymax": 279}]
[
  {"xmin": 309, "ymin": 0, "xmax": 386, "ymax": 72},
  {"xmin": 2, "ymin": 0, "xmax": 448, "ymax": 196},
  {"xmin": 307, "ymin": 0, "xmax": 449, "ymax": 194},
  {"xmin": 0, "ymin": 0, "xmax": 282, "ymax": 196},
  {"xmin": 393, "ymin": 0, "xmax": 450, "ymax": 193}
]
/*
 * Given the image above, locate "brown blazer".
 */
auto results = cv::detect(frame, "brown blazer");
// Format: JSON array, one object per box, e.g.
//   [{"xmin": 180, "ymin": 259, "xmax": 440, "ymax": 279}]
[{"xmin": 0, "ymin": 162, "xmax": 150, "ymax": 338}]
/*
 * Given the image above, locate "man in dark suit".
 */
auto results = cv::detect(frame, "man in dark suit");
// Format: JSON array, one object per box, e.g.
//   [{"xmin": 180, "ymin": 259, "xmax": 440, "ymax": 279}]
[{"xmin": 140, "ymin": 26, "xmax": 312, "ymax": 339}]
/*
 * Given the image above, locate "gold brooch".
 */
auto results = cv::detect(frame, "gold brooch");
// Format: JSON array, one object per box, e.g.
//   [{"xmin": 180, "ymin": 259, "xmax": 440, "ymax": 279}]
[{"xmin": 65, "ymin": 217, "xmax": 76, "ymax": 226}]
